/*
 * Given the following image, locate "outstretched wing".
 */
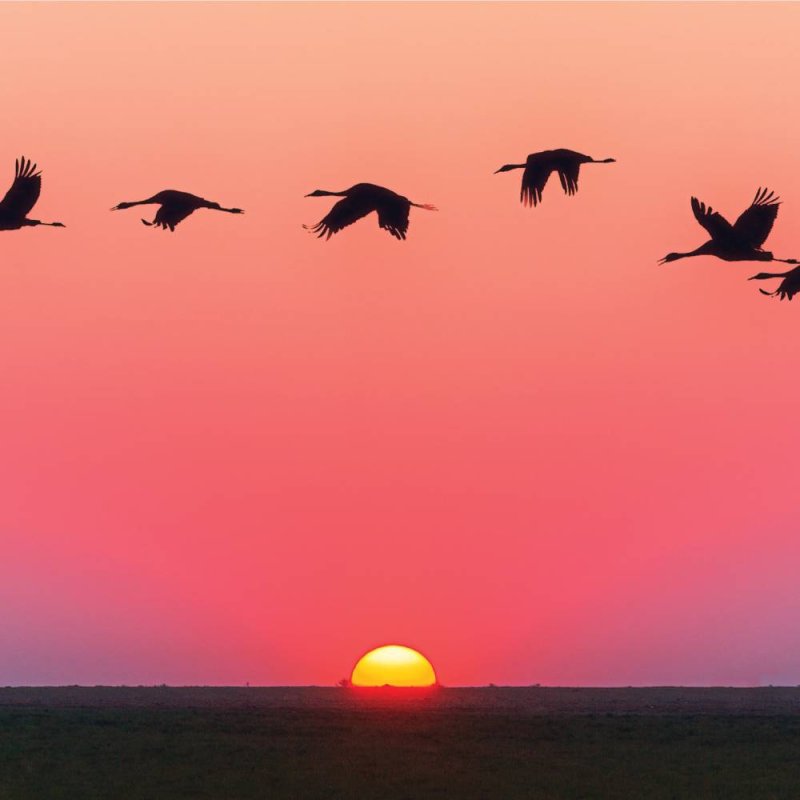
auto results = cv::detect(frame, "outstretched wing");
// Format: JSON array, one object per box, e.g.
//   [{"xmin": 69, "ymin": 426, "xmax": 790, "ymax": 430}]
[
  {"xmin": 774, "ymin": 271, "xmax": 800, "ymax": 301},
  {"xmin": 305, "ymin": 196, "xmax": 374, "ymax": 240},
  {"xmin": 0, "ymin": 157, "xmax": 41, "ymax": 218},
  {"xmin": 733, "ymin": 187, "xmax": 780, "ymax": 248},
  {"xmin": 520, "ymin": 155, "xmax": 555, "ymax": 207},
  {"xmin": 149, "ymin": 202, "xmax": 195, "ymax": 232},
  {"xmin": 377, "ymin": 196, "xmax": 410, "ymax": 240},
  {"xmin": 555, "ymin": 158, "xmax": 581, "ymax": 196},
  {"xmin": 691, "ymin": 197, "xmax": 734, "ymax": 242}
]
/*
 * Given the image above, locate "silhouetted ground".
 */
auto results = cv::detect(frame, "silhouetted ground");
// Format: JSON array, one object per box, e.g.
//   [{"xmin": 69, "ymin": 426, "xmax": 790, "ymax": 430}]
[{"xmin": 2, "ymin": 687, "xmax": 800, "ymax": 799}]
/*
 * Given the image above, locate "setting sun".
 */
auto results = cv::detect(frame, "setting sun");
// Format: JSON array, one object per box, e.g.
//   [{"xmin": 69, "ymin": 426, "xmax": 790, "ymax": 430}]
[{"xmin": 350, "ymin": 645, "xmax": 437, "ymax": 687}]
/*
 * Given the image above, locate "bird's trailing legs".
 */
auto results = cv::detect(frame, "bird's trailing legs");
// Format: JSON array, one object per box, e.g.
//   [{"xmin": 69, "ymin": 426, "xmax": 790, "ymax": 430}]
[{"xmin": 25, "ymin": 219, "xmax": 65, "ymax": 228}]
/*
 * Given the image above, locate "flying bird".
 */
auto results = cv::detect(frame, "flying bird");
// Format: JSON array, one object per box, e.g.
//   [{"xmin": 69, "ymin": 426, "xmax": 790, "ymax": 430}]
[
  {"xmin": 659, "ymin": 188, "xmax": 798, "ymax": 265},
  {"xmin": 111, "ymin": 190, "xmax": 244, "ymax": 231},
  {"xmin": 304, "ymin": 183, "xmax": 437, "ymax": 240},
  {"xmin": 0, "ymin": 157, "xmax": 65, "ymax": 230},
  {"xmin": 749, "ymin": 266, "xmax": 800, "ymax": 301},
  {"xmin": 494, "ymin": 149, "xmax": 616, "ymax": 207}
]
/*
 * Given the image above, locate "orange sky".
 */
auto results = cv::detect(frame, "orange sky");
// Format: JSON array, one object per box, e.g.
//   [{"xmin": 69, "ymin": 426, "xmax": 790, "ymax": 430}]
[{"xmin": 3, "ymin": 2, "xmax": 800, "ymax": 686}]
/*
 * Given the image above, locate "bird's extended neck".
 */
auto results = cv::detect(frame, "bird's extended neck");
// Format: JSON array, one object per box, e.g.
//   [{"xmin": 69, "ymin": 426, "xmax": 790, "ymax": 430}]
[
  {"xmin": 749, "ymin": 270, "xmax": 792, "ymax": 280},
  {"xmin": 589, "ymin": 157, "xmax": 616, "ymax": 163},
  {"xmin": 659, "ymin": 243, "xmax": 713, "ymax": 264},
  {"xmin": 306, "ymin": 189, "xmax": 349, "ymax": 197},
  {"xmin": 112, "ymin": 198, "xmax": 156, "ymax": 210},
  {"xmin": 494, "ymin": 164, "xmax": 527, "ymax": 173}
]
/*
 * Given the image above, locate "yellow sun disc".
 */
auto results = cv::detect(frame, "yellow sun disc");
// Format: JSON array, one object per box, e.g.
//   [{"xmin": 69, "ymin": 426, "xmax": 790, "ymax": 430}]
[{"xmin": 350, "ymin": 645, "xmax": 437, "ymax": 687}]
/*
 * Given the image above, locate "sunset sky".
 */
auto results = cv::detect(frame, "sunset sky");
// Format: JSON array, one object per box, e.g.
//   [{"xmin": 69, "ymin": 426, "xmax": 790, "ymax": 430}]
[{"xmin": 3, "ymin": 2, "xmax": 800, "ymax": 687}]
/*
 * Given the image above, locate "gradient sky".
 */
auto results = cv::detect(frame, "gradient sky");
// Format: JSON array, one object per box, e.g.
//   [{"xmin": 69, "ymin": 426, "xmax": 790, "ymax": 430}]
[{"xmin": 3, "ymin": 2, "xmax": 800, "ymax": 687}]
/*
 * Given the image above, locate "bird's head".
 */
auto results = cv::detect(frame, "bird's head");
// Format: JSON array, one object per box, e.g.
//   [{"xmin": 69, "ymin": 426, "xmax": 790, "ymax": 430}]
[
  {"xmin": 658, "ymin": 253, "xmax": 683, "ymax": 264},
  {"xmin": 111, "ymin": 202, "xmax": 134, "ymax": 211},
  {"xmin": 228, "ymin": 208, "xmax": 244, "ymax": 214},
  {"xmin": 600, "ymin": 158, "xmax": 617, "ymax": 163},
  {"xmin": 304, "ymin": 189, "xmax": 330, "ymax": 197},
  {"xmin": 493, "ymin": 164, "xmax": 521, "ymax": 174}
]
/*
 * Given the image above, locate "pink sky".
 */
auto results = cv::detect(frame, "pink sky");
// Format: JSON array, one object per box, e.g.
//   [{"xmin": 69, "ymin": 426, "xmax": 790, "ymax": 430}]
[{"xmin": 3, "ymin": 2, "xmax": 800, "ymax": 686}]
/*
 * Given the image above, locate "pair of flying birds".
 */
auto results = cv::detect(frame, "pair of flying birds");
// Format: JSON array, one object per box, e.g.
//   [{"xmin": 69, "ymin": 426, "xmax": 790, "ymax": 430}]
[
  {"xmin": 0, "ymin": 158, "xmax": 243, "ymax": 233},
  {"xmin": 3, "ymin": 152, "xmax": 798, "ymax": 300}
]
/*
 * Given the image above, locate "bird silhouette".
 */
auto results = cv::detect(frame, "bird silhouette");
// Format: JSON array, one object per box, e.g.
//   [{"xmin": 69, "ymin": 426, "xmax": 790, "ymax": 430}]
[
  {"xmin": 304, "ymin": 183, "xmax": 437, "ymax": 240},
  {"xmin": 659, "ymin": 188, "xmax": 798, "ymax": 265},
  {"xmin": 111, "ymin": 190, "xmax": 244, "ymax": 231},
  {"xmin": 748, "ymin": 266, "xmax": 800, "ymax": 300},
  {"xmin": 0, "ymin": 157, "xmax": 65, "ymax": 230},
  {"xmin": 494, "ymin": 149, "xmax": 616, "ymax": 207}
]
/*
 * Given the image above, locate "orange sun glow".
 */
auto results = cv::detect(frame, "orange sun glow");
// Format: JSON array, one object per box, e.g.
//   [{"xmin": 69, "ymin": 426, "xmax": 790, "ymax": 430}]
[{"xmin": 350, "ymin": 645, "xmax": 437, "ymax": 687}]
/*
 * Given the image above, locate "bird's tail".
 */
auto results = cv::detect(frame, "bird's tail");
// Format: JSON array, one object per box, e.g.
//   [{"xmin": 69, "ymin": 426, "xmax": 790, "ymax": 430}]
[{"xmin": 411, "ymin": 203, "xmax": 438, "ymax": 211}]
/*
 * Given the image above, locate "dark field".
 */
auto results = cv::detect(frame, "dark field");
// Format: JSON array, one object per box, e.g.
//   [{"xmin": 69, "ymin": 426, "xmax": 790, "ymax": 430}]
[{"xmin": 2, "ymin": 687, "xmax": 800, "ymax": 799}]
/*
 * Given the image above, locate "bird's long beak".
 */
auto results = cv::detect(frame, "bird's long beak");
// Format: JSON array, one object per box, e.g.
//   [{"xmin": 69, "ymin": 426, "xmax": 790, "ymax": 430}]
[
  {"xmin": 110, "ymin": 205, "xmax": 121, "ymax": 211},
  {"xmin": 304, "ymin": 193, "xmax": 314, "ymax": 197}
]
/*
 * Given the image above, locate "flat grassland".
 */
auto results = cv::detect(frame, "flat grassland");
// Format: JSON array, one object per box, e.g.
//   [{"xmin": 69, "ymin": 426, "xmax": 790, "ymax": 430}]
[{"xmin": 2, "ymin": 687, "xmax": 800, "ymax": 799}]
